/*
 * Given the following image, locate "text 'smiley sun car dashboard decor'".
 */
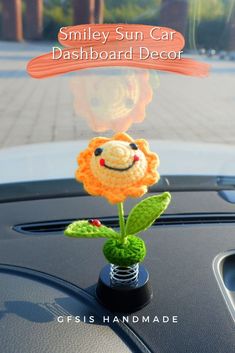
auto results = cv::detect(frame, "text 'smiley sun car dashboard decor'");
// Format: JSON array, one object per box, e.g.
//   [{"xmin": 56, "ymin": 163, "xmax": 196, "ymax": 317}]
[{"xmin": 64, "ymin": 132, "xmax": 171, "ymax": 312}]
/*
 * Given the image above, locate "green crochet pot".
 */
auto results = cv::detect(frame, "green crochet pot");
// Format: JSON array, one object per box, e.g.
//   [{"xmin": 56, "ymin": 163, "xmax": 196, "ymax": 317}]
[{"xmin": 103, "ymin": 235, "xmax": 146, "ymax": 267}]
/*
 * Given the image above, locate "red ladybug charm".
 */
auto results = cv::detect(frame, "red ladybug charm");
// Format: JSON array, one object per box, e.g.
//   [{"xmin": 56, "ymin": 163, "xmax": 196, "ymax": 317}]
[{"xmin": 88, "ymin": 219, "xmax": 102, "ymax": 227}]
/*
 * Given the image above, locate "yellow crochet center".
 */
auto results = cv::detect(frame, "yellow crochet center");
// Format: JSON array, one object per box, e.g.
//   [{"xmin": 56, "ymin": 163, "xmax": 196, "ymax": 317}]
[{"xmin": 91, "ymin": 141, "xmax": 147, "ymax": 188}]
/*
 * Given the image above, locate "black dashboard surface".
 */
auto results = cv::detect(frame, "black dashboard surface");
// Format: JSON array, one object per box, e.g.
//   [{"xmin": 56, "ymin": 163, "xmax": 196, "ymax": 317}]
[{"xmin": 0, "ymin": 184, "xmax": 235, "ymax": 353}]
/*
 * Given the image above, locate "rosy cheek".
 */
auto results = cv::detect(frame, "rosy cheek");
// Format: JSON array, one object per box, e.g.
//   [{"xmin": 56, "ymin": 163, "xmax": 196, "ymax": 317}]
[
  {"xmin": 134, "ymin": 155, "xmax": 139, "ymax": 162},
  {"xmin": 100, "ymin": 158, "xmax": 105, "ymax": 166}
]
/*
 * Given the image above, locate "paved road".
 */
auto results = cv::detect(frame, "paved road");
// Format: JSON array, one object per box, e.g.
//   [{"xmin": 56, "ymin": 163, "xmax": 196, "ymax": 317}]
[{"xmin": 0, "ymin": 41, "xmax": 235, "ymax": 148}]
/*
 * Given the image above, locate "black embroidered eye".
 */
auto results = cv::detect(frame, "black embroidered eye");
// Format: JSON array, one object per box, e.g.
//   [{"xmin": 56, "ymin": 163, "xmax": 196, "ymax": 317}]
[
  {"xmin": 94, "ymin": 148, "xmax": 103, "ymax": 156},
  {"xmin": 125, "ymin": 98, "xmax": 134, "ymax": 108},
  {"xmin": 91, "ymin": 98, "xmax": 100, "ymax": 107},
  {"xmin": 129, "ymin": 143, "xmax": 138, "ymax": 150}
]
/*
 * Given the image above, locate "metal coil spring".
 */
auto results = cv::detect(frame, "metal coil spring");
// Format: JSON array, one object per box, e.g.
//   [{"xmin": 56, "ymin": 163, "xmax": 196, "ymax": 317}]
[{"xmin": 110, "ymin": 263, "xmax": 139, "ymax": 287}]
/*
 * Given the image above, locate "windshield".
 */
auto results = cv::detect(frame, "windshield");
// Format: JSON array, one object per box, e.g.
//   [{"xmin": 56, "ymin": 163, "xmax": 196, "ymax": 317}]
[{"xmin": 0, "ymin": 0, "xmax": 235, "ymax": 183}]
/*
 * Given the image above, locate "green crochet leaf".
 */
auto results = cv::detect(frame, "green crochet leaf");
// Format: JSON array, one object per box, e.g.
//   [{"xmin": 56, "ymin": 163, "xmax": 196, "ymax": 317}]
[
  {"xmin": 125, "ymin": 192, "xmax": 171, "ymax": 235},
  {"xmin": 103, "ymin": 235, "xmax": 146, "ymax": 266},
  {"xmin": 64, "ymin": 220, "xmax": 119, "ymax": 239}
]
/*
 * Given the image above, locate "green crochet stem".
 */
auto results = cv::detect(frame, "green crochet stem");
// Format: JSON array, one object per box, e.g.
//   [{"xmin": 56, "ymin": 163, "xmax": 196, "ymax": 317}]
[
  {"xmin": 64, "ymin": 192, "xmax": 172, "ymax": 267},
  {"xmin": 117, "ymin": 202, "xmax": 126, "ymax": 243}
]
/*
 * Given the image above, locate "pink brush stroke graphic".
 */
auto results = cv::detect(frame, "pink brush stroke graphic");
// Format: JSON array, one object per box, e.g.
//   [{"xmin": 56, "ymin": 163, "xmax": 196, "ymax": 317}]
[{"xmin": 27, "ymin": 24, "xmax": 210, "ymax": 79}]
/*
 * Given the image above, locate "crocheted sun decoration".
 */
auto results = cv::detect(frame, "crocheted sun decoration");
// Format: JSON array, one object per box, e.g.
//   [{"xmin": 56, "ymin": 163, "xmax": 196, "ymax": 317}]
[{"xmin": 64, "ymin": 132, "xmax": 171, "ymax": 268}]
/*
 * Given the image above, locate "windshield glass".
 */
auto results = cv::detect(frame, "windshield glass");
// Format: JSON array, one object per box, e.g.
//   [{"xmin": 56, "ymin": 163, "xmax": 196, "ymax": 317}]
[{"xmin": 0, "ymin": 0, "xmax": 235, "ymax": 183}]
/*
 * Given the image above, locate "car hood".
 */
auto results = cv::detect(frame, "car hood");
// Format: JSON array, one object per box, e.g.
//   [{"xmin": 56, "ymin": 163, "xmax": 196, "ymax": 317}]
[{"xmin": 0, "ymin": 140, "xmax": 235, "ymax": 184}]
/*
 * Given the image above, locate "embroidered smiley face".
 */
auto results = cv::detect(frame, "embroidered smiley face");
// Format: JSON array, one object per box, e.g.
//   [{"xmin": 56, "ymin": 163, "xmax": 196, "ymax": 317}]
[
  {"xmin": 90, "ymin": 140, "xmax": 147, "ymax": 188},
  {"xmin": 76, "ymin": 133, "xmax": 159, "ymax": 204}
]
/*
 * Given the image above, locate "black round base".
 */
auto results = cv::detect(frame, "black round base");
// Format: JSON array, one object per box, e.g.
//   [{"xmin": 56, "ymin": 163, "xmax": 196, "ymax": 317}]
[{"xmin": 96, "ymin": 264, "xmax": 153, "ymax": 313}]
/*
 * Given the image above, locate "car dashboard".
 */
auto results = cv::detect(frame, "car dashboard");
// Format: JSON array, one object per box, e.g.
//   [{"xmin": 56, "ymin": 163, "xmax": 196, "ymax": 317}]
[{"xmin": 0, "ymin": 176, "xmax": 235, "ymax": 353}]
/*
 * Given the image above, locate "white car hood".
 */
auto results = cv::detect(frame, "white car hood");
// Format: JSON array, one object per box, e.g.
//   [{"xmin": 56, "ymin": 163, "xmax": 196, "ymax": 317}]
[{"xmin": 0, "ymin": 140, "xmax": 235, "ymax": 184}]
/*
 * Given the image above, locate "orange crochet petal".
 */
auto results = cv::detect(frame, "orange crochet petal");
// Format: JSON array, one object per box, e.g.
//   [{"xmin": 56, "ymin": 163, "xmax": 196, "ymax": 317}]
[{"xmin": 113, "ymin": 132, "xmax": 134, "ymax": 142}]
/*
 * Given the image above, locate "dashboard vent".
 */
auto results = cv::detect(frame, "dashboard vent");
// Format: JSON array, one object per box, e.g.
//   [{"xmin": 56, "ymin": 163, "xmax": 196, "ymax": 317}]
[{"xmin": 14, "ymin": 213, "xmax": 235, "ymax": 235}]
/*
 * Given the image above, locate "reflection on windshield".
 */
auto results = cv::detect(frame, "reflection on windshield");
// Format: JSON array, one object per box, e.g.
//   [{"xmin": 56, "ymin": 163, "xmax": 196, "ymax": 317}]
[{"xmin": 71, "ymin": 68, "xmax": 153, "ymax": 132}]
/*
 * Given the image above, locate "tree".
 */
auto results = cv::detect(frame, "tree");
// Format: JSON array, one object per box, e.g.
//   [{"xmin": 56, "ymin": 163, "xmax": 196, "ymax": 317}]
[
  {"xmin": 228, "ymin": 2, "xmax": 235, "ymax": 50},
  {"xmin": 72, "ymin": 0, "xmax": 95, "ymax": 24},
  {"xmin": 159, "ymin": 0, "xmax": 188, "ymax": 35},
  {"xmin": 95, "ymin": 0, "xmax": 104, "ymax": 23},
  {"xmin": 24, "ymin": 0, "xmax": 43, "ymax": 40},
  {"xmin": 1, "ymin": 0, "xmax": 23, "ymax": 41}
]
